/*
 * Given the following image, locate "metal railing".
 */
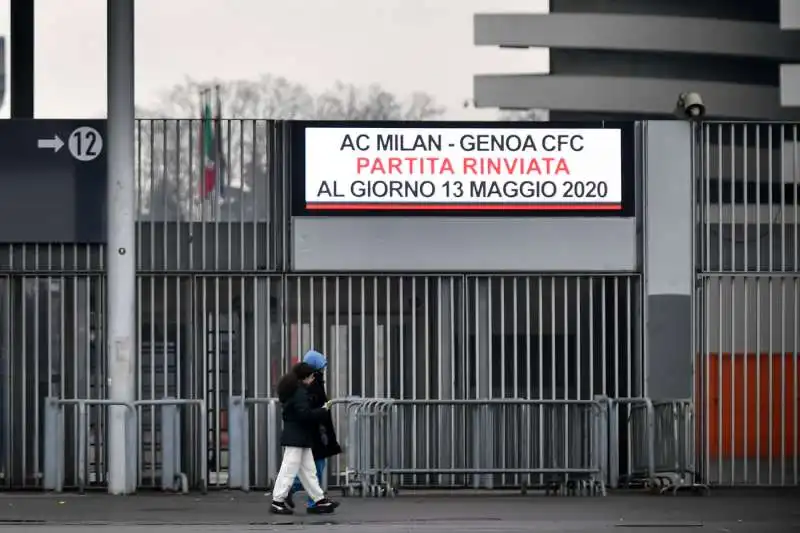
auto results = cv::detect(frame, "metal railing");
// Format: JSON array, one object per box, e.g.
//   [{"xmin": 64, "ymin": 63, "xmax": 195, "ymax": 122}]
[
  {"xmin": 43, "ymin": 397, "xmax": 207, "ymax": 493},
  {"xmin": 606, "ymin": 397, "xmax": 709, "ymax": 495},
  {"xmin": 228, "ymin": 396, "xmax": 610, "ymax": 497}
]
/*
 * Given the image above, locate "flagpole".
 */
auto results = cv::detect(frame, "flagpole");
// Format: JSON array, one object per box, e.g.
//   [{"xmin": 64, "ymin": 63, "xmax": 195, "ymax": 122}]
[
  {"xmin": 200, "ymin": 87, "xmax": 208, "ymax": 224},
  {"xmin": 214, "ymin": 84, "xmax": 224, "ymax": 199}
]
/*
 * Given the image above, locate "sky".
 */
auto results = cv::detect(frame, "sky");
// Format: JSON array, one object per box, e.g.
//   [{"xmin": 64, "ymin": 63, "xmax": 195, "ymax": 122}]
[{"xmin": 0, "ymin": 0, "xmax": 548, "ymax": 120}]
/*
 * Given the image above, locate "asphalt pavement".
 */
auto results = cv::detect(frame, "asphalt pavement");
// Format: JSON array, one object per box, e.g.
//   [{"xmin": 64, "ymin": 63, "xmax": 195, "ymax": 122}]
[{"xmin": 0, "ymin": 489, "xmax": 799, "ymax": 532}]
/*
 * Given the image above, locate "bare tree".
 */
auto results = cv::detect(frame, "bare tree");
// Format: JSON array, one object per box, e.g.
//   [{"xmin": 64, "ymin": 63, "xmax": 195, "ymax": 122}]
[
  {"xmin": 135, "ymin": 75, "xmax": 445, "ymax": 221},
  {"xmin": 498, "ymin": 109, "xmax": 549, "ymax": 122},
  {"xmin": 314, "ymin": 82, "xmax": 443, "ymax": 120}
]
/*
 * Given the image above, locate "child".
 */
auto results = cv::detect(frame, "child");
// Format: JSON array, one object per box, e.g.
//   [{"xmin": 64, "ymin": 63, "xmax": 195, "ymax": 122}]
[{"xmin": 270, "ymin": 362, "xmax": 339, "ymax": 515}]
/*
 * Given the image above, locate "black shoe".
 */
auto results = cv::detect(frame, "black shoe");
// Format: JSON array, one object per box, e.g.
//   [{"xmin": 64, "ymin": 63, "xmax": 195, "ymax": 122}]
[
  {"xmin": 307, "ymin": 498, "xmax": 338, "ymax": 514},
  {"xmin": 285, "ymin": 491, "xmax": 296, "ymax": 509},
  {"xmin": 270, "ymin": 500, "xmax": 294, "ymax": 515}
]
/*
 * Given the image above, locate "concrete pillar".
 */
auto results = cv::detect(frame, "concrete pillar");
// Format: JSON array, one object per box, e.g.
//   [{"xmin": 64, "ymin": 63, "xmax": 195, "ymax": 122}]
[
  {"xmin": 106, "ymin": 0, "xmax": 137, "ymax": 495},
  {"xmin": 643, "ymin": 121, "xmax": 694, "ymax": 398}
]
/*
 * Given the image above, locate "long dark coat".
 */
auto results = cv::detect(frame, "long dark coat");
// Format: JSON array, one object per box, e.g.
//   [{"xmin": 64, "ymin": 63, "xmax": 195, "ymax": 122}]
[{"xmin": 305, "ymin": 372, "xmax": 342, "ymax": 459}]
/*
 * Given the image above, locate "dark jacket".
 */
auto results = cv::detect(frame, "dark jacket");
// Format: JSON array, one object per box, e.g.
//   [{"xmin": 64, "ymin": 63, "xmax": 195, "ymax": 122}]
[
  {"xmin": 306, "ymin": 372, "xmax": 342, "ymax": 459},
  {"xmin": 278, "ymin": 380, "xmax": 328, "ymax": 448}
]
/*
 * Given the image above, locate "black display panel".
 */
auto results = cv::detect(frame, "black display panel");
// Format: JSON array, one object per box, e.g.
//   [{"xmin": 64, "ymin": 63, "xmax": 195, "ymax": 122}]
[
  {"xmin": 290, "ymin": 120, "xmax": 635, "ymax": 217},
  {"xmin": 0, "ymin": 120, "xmax": 107, "ymax": 243}
]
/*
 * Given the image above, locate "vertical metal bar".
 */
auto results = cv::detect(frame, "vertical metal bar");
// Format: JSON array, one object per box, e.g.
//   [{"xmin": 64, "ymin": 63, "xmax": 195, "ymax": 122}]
[
  {"xmin": 251, "ymin": 121, "xmax": 258, "ymax": 271},
  {"xmin": 162, "ymin": 121, "xmax": 169, "ymax": 271},
  {"xmin": 424, "ymin": 277, "xmax": 430, "ymax": 480},
  {"xmin": 625, "ymin": 277, "xmax": 633, "ymax": 471},
  {"xmin": 717, "ymin": 271, "xmax": 723, "ymax": 485},
  {"xmin": 411, "ymin": 277, "xmax": 418, "ymax": 480},
  {"xmin": 29, "ymin": 284, "xmax": 40, "ymax": 487},
  {"xmin": 331, "ymin": 276, "xmax": 340, "ymax": 477},
  {"xmin": 227, "ymin": 120, "xmax": 233, "ymax": 272},
  {"xmin": 399, "ymin": 277, "xmax": 407, "ymax": 476},
  {"xmin": 779, "ymin": 126, "xmax": 787, "ymax": 486},
  {"xmin": 563, "ymin": 277, "xmax": 569, "ymax": 482},
  {"xmin": 163, "ymin": 277, "xmax": 169, "ymax": 470},
  {"xmin": 361, "ymin": 277, "xmax": 367, "ymax": 396},
  {"xmin": 728, "ymin": 126, "xmax": 737, "ymax": 485},
  {"xmin": 449, "ymin": 276, "xmax": 456, "ymax": 484},
  {"xmin": 728, "ymin": 274, "xmax": 736, "ymax": 486},
  {"xmin": 499, "ymin": 277, "xmax": 506, "ymax": 486},
  {"xmin": 767, "ymin": 127, "xmax": 775, "ymax": 486},
  {"xmin": 755, "ymin": 125, "xmax": 762, "ymax": 486},
  {"xmin": 537, "ymin": 276, "xmax": 543, "ymax": 487},
  {"xmin": 794, "ymin": 125, "xmax": 799, "ymax": 486},
  {"xmin": 524, "ymin": 277, "xmax": 531, "ymax": 487},
  {"xmin": 175, "ymin": 120, "xmax": 182, "ymax": 271},
  {"xmin": 794, "ymin": 275, "xmax": 799, "ymax": 487},
  {"xmin": 72, "ymin": 275, "xmax": 79, "ymax": 481},
  {"xmin": 575, "ymin": 277, "xmax": 581, "ymax": 402},
  {"xmin": 135, "ymin": 276, "xmax": 142, "ymax": 487},
  {"xmin": 385, "ymin": 277, "xmax": 391, "ymax": 398},
  {"xmin": 435, "ymin": 276, "xmax": 443, "ymax": 485},
  {"xmin": 21, "ymin": 278, "xmax": 28, "ymax": 486},
  {"xmin": 500, "ymin": 278, "xmax": 506, "ymax": 400},
  {"xmin": 215, "ymin": 277, "xmax": 222, "ymax": 484},
  {"xmin": 149, "ymin": 275, "xmax": 156, "ymax": 485},
  {"xmin": 310, "ymin": 276, "xmax": 316, "ymax": 353},
  {"xmin": 374, "ymin": 276, "xmax": 379, "ymax": 397},
  {"xmin": 601, "ymin": 278, "xmax": 607, "ymax": 396},
  {"xmin": 239, "ymin": 121, "xmax": 245, "ymax": 272},
  {"xmin": 201, "ymin": 277, "xmax": 209, "ymax": 485},
  {"xmin": 588, "ymin": 277, "xmax": 594, "ymax": 401},
  {"xmin": 188, "ymin": 120, "xmax": 195, "ymax": 272}
]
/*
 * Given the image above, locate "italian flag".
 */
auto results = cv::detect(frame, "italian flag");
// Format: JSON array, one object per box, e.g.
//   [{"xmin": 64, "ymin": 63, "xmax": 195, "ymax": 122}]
[{"xmin": 201, "ymin": 92, "xmax": 225, "ymax": 198}]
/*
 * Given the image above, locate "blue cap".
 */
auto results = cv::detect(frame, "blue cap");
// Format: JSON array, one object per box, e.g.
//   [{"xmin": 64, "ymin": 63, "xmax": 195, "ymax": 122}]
[{"xmin": 303, "ymin": 350, "xmax": 327, "ymax": 370}]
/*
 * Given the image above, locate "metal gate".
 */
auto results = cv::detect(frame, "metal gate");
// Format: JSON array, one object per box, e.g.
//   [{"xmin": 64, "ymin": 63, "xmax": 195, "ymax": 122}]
[
  {"xmin": 1, "ymin": 119, "xmax": 645, "ymax": 490},
  {"xmin": 0, "ymin": 269, "xmax": 105, "ymax": 489},
  {"xmin": 695, "ymin": 122, "xmax": 800, "ymax": 486},
  {"xmin": 0, "ymin": 271, "xmax": 641, "ymax": 489}
]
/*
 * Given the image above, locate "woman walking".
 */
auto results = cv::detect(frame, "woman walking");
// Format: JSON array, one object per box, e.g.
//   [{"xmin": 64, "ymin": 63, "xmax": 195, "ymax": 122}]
[
  {"xmin": 285, "ymin": 350, "xmax": 341, "ymax": 510},
  {"xmin": 270, "ymin": 362, "xmax": 339, "ymax": 515}
]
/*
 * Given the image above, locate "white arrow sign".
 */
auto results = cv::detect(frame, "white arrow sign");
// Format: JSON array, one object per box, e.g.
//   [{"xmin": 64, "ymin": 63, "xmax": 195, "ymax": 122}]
[{"xmin": 37, "ymin": 135, "xmax": 64, "ymax": 153}]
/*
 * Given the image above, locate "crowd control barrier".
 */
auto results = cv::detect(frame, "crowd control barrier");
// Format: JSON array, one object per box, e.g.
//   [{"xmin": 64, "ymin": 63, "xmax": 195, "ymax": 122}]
[
  {"xmin": 228, "ymin": 396, "xmax": 609, "ymax": 497},
  {"xmin": 382, "ymin": 399, "xmax": 608, "ymax": 497},
  {"xmin": 42, "ymin": 397, "xmax": 207, "ymax": 493},
  {"xmin": 605, "ymin": 397, "xmax": 710, "ymax": 495}
]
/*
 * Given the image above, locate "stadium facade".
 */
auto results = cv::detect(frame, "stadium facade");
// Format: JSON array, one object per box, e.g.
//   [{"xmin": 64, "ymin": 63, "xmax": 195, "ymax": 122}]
[{"xmin": 474, "ymin": 0, "xmax": 800, "ymax": 119}]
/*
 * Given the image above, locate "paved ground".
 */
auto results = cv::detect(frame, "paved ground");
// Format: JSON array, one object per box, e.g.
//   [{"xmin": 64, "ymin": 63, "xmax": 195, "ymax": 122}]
[{"xmin": 0, "ymin": 489, "xmax": 799, "ymax": 532}]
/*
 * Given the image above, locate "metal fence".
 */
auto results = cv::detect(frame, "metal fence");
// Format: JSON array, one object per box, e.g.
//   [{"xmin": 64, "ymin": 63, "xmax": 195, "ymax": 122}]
[
  {"xmin": 0, "ymin": 272, "xmax": 642, "ymax": 490},
  {"xmin": 3, "ymin": 118, "xmax": 798, "ymax": 491},
  {"xmin": 229, "ymin": 397, "xmax": 610, "ymax": 496},
  {"xmin": 694, "ymin": 122, "xmax": 800, "ymax": 486}
]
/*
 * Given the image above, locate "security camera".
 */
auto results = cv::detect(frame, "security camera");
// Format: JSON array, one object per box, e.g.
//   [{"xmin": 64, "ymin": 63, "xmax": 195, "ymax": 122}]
[{"xmin": 675, "ymin": 92, "xmax": 706, "ymax": 119}]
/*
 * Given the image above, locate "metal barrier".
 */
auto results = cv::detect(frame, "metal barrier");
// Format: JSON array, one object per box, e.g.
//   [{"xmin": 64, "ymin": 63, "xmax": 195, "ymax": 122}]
[
  {"xmin": 43, "ymin": 397, "xmax": 207, "ymax": 493},
  {"xmin": 381, "ymin": 399, "xmax": 608, "ymax": 497},
  {"xmin": 339, "ymin": 398, "xmax": 395, "ymax": 497},
  {"xmin": 608, "ymin": 397, "xmax": 709, "ymax": 495},
  {"xmin": 228, "ymin": 396, "xmax": 363, "ymax": 492},
  {"xmin": 227, "ymin": 395, "xmax": 714, "ymax": 497},
  {"xmin": 229, "ymin": 397, "xmax": 609, "ymax": 497},
  {"xmin": 228, "ymin": 396, "xmax": 280, "ymax": 492}
]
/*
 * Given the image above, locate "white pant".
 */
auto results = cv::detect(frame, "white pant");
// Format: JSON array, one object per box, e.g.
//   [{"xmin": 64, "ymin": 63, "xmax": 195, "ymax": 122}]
[{"xmin": 272, "ymin": 447, "xmax": 324, "ymax": 502}]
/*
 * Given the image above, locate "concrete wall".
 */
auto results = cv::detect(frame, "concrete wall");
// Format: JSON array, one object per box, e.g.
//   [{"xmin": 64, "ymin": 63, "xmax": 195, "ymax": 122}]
[
  {"xmin": 644, "ymin": 121, "xmax": 694, "ymax": 399},
  {"xmin": 781, "ymin": 64, "xmax": 800, "ymax": 107},
  {"xmin": 292, "ymin": 217, "xmax": 637, "ymax": 272},
  {"xmin": 782, "ymin": 0, "xmax": 800, "ymax": 29}
]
